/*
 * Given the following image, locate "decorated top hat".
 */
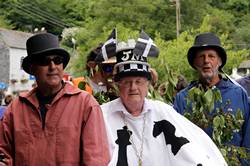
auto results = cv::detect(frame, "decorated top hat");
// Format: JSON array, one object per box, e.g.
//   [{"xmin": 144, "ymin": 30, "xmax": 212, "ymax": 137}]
[
  {"xmin": 187, "ymin": 32, "xmax": 227, "ymax": 70},
  {"xmin": 89, "ymin": 43, "xmax": 117, "ymax": 64},
  {"xmin": 22, "ymin": 33, "xmax": 70, "ymax": 74},
  {"xmin": 95, "ymin": 29, "xmax": 159, "ymax": 81}
]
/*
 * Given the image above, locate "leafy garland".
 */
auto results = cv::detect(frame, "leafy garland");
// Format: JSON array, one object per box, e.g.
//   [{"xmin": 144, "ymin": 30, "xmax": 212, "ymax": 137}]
[
  {"xmin": 78, "ymin": 77, "xmax": 118, "ymax": 105},
  {"xmin": 184, "ymin": 83, "xmax": 249, "ymax": 165},
  {"xmin": 148, "ymin": 64, "xmax": 177, "ymax": 104}
]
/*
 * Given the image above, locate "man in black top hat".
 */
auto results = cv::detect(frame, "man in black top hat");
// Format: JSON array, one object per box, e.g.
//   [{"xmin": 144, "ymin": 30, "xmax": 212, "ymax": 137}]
[
  {"xmin": 174, "ymin": 32, "xmax": 250, "ymax": 165},
  {"xmin": 0, "ymin": 33, "xmax": 110, "ymax": 165}
]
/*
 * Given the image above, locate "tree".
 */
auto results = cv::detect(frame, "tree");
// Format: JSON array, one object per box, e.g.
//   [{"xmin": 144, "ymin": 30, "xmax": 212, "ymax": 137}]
[
  {"xmin": 0, "ymin": 0, "xmax": 87, "ymax": 34},
  {"xmin": 180, "ymin": 0, "xmax": 211, "ymax": 31},
  {"xmin": 0, "ymin": 15, "xmax": 13, "ymax": 28},
  {"xmin": 231, "ymin": 14, "xmax": 250, "ymax": 49},
  {"xmin": 208, "ymin": 0, "xmax": 250, "ymax": 49}
]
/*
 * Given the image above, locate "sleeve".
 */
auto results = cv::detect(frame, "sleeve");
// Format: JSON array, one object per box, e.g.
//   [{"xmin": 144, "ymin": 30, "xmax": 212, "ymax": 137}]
[
  {"xmin": 0, "ymin": 107, "xmax": 14, "ymax": 166},
  {"xmin": 238, "ymin": 94, "xmax": 250, "ymax": 165},
  {"xmin": 241, "ymin": 96, "xmax": 250, "ymax": 148},
  {"xmin": 81, "ymin": 95, "xmax": 110, "ymax": 166},
  {"xmin": 173, "ymin": 92, "xmax": 186, "ymax": 115},
  {"xmin": 241, "ymin": 112, "xmax": 250, "ymax": 166}
]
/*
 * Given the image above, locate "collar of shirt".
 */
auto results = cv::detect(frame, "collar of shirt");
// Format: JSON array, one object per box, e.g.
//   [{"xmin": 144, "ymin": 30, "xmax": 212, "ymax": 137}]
[{"xmin": 108, "ymin": 98, "xmax": 153, "ymax": 119}]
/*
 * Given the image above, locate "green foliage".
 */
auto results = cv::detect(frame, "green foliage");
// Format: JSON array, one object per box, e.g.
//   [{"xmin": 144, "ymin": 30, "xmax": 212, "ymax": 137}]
[
  {"xmin": 78, "ymin": 80, "xmax": 118, "ymax": 105},
  {"xmin": 184, "ymin": 85, "xmax": 222, "ymax": 128},
  {"xmin": 181, "ymin": 0, "xmax": 211, "ymax": 31},
  {"xmin": 184, "ymin": 84, "xmax": 249, "ymax": 164},
  {"xmin": 208, "ymin": 0, "xmax": 250, "ymax": 49},
  {"xmin": 77, "ymin": 80, "xmax": 111, "ymax": 105},
  {"xmin": 77, "ymin": 81, "xmax": 86, "ymax": 91},
  {"xmin": 60, "ymin": 13, "xmax": 250, "ymax": 90},
  {"xmin": 224, "ymin": 49, "xmax": 249, "ymax": 74},
  {"xmin": 147, "ymin": 86, "xmax": 165, "ymax": 102},
  {"xmin": 86, "ymin": 0, "xmax": 177, "ymax": 39},
  {"xmin": 1, "ymin": 0, "xmax": 250, "ymax": 49},
  {"xmin": 150, "ymin": 15, "xmax": 250, "ymax": 82},
  {"xmin": 231, "ymin": 14, "xmax": 250, "ymax": 49},
  {"xmin": 204, "ymin": 9, "xmax": 235, "ymax": 35},
  {"xmin": 76, "ymin": 76, "xmax": 119, "ymax": 105},
  {"xmin": 0, "ymin": 0, "xmax": 86, "ymax": 34},
  {"xmin": 0, "ymin": 15, "xmax": 13, "ymax": 28},
  {"xmin": 213, "ymin": 107, "xmax": 244, "ymax": 145},
  {"xmin": 93, "ymin": 91, "xmax": 111, "ymax": 105},
  {"xmin": 149, "ymin": 31, "xmax": 195, "ymax": 82},
  {"xmin": 147, "ymin": 63, "xmax": 177, "ymax": 104}
]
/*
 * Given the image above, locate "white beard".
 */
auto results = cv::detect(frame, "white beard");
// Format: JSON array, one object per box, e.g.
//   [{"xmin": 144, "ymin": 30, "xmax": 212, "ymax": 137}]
[{"xmin": 199, "ymin": 64, "xmax": 220, "ymax": 85}]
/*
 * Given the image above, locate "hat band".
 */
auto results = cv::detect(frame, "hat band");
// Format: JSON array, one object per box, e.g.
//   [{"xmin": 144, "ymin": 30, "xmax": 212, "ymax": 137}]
[{"xmin": 114, "ymin": 61, "xmax": 150, "ymax": 73}]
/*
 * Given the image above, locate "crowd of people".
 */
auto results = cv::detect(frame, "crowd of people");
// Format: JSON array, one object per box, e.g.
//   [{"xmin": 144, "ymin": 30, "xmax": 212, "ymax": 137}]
[{"xmin": 0, "ymin": 30, "xmax": 249, "ymax": 165}]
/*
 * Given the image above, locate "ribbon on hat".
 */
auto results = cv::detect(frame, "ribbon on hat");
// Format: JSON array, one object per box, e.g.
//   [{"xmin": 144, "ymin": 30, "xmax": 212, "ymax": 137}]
[
  {"xmin": 95, "ymin": 28, "xmax": 117, "ymax": 63},
  {"xmin": 133, "ymin": 30, "xmax": 159, "ymax": 58}
]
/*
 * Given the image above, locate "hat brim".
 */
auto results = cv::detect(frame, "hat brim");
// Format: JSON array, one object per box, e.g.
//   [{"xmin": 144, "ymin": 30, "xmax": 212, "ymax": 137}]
[
  {"xmin": 187, "ymin": 45, "xmax": 227, "ymax": 70},
  {"xmin": 114, "ymin": 71, "xmax": 151, "ymax": 82},
  {"xmin": 22, "ymin": 48, "xmax": 70, "ymax": 74}
]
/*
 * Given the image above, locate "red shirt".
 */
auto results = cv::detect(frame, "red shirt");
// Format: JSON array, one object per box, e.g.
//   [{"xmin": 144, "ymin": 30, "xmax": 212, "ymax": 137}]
[{"xmin": 0, "ymin": 83, "xmax": 110, "ymax": 166}]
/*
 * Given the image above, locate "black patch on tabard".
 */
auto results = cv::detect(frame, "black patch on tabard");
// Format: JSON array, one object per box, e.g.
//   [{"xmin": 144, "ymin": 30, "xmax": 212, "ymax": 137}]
[
  {"xmin": 115, "ymin": 126, "xmax": 132, "ymax": 166},
  {"xmin": 153, "ymin": 120, "xmax": 190, "ymax": 155}
]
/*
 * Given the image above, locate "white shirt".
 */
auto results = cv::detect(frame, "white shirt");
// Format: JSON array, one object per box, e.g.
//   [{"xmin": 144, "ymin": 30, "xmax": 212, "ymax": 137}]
[{"xmin": 101, "ymin": 98, "xmax": 227, "ymax": 166}]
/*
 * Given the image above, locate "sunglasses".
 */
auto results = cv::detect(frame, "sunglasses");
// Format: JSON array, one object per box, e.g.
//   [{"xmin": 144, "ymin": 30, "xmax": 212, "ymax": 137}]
[
  {"xmin": 35, "ymin": 56, "xmax": 64, "ymax": 66},
  {"xmin": 101, "ymin": 64, "xmax": 113, "ymax": 73}
]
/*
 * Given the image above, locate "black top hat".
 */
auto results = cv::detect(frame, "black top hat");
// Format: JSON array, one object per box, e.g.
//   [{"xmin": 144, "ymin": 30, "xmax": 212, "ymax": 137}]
[
  {"xmin": 187, "ymin": 32, "xmax": 227, "ymax": 70},
  {"xmin": 22, "ymin": 33, "xmax": 70, "ymax": 74}
]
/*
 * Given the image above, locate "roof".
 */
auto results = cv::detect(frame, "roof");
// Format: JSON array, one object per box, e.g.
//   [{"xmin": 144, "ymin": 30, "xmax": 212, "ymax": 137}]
[
  {"xmin": 0, "ymin": 28, "xmax": 33, "ymax": 49},
  {"xmin": 238, "ymin": 60, "xmax": 250, "ymax": 69}
]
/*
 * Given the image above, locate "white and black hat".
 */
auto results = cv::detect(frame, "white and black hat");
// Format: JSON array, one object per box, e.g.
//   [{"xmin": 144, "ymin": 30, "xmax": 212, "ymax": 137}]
[{"xmin": 96, "ymin": 29, "xmax": 159, "ymax": 81}]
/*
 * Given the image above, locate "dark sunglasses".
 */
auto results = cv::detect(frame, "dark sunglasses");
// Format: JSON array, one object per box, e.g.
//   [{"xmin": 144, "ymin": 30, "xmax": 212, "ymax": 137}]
[
  {"xmin": 101, "ymin": 64, "xmax": 113, "ymax": 73},
  {"xmin": 35, "ymin": 56, "xmax": 64, "ymax": 66}
]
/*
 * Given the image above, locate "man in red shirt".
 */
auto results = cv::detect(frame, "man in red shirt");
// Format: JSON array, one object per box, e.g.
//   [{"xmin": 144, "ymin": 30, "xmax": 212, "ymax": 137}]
[{"xmin": 0, "ymin": 33, "xmax": 110, "ymax": 166}]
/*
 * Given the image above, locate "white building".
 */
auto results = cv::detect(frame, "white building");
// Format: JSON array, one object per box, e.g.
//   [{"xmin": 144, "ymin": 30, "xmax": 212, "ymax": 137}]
[{"xmin": 0, "ymin": 28, "xmax": 34, "ymax": 95}]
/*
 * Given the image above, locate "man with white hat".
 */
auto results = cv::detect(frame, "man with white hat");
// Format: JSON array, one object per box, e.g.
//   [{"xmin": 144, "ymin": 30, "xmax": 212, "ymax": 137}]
[{"xmin": 98, "ymin": 30, "xmax": 227, "ymax": 166}]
